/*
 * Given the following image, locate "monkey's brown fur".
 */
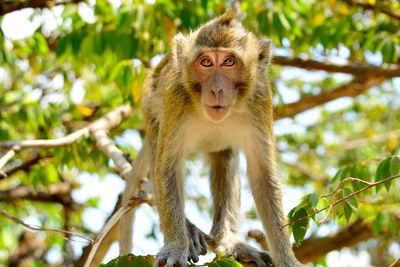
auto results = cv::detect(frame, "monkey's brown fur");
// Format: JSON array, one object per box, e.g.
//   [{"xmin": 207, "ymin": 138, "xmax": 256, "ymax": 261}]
[{"xmin": 120, "ymin": 10, "xmax": 303, "ymax": 267}]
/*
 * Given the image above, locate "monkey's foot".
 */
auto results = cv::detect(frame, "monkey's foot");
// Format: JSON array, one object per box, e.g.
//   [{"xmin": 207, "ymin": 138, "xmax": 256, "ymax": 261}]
[
  {"xmin": 154, "ymin": 241, "xmax": 188, "ymax": 267},
  {"xmin": 220, "ymin": 241, "xmax": 274, "ymax": 267},
  {"xmin": 186, "ymin": 220, "xmax": 207, "ymax": 263}
]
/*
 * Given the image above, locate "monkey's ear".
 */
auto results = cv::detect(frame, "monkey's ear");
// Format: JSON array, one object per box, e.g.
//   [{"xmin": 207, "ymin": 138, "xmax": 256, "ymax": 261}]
[
  {"xmin": 172, "ymin": 33, "xmax": 188, "ymax": 65},
  {"xmin": 258, "ymin": 38, "xmax": 273, "ymax": 67}
]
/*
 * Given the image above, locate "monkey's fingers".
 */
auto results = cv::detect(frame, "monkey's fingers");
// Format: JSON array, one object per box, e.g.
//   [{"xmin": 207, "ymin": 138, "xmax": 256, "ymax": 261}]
[
  {"xmin": 231, "ymin": 242, "xmax": 274, "ymax": 267},
  {"xmin": 156, "ymin": 259, "xmax": 166, "ymax": 267},
  {"xmin": 186, "ymin": 220, "xmax": 208, "ymax": 262}
]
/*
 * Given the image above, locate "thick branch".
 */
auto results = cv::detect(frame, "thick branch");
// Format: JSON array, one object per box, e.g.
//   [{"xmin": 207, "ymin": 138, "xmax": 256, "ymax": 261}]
[
  {"xmin": 0, "ymin": 183, "xmax": 75, "ymax": 206},
  {"xmin": 248, "ymin": 219, "xmax": 377, "ymax": 263},
  {"xmin": 74, "ymin": 195, "xmax": 123, "ymax": 267},
  {"xmin": 0, "ymin": 0, "xmax": 86, "ymax": 16},
  {"xmin": 90, "ymin": 128, "xmax": 133, "ymax": 181},
  {"xmin": 273, "ymin": 56, "xmax": 400, "ymax": 78},
  {"xmin": 293, "ymin": 219, "xmax": 374, "ymax": 263},
  {"xmin": 83, "ymin": 191, "xmax": 154, "ymax": 267},
  {"xmin": 0, "ymin": 105, "xmax": 133, "ymax": 149},
  {"xmin": 4, "ymin": 154, "xmax": 52, "ymax": 177},
  {"xmin": 273, "ymin": 77, "xmax": 385, "ymax": 120},
  {"xmin": 341, "ymin": 0, "xmax": 400, "ymax": 23},
  {"xmin": 0, "ymin": 145, "xmax": 20, "ymax": 174}
]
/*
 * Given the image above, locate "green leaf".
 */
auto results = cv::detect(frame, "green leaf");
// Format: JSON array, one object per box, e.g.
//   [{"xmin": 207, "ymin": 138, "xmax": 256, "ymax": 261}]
[
  {"xmin": 132, "ymin": 255, "xmax": 153, "ymax": 267},
  {"xmin": 343, "ymin": 201, "xmax": 353, "ymax": 223},
  {"xmin": 390, "ymin": 156, "xmax": 400, "ymax": 177},
  {"xmin": 373, "ymin": 213, "xmax": 382, "ymax": 236},
  {"xmin": 373, "ymin": 212, "xmax": 389, "ymax": 236},
  {"xmin": 4, "ymin": 91, "xmax": 21, "ymax": 104},
  {"xmin": 389, "ymin": 216, "xmax": 398, "ymax": 236},
  {"xmin": 87, "ymin": 197, "xmax": 100, "ymax": 207},
  {"xmin": 294, "ymin": 193, "xmax": 319, "ymax": 216},
  {"xmin": 56, "ymin": 36, "xmax": 69, "ymax": 56},
  {"xmin": 375, "ymin": 157, "xmax": 397, "ymax": 192},
  {"xmin": 332, "ymin": 166, "xmax": 350, "ymax": 183},
  {"xmin": 290, "ymin": 208, "xmax": 309, "ymax": 245},
  {"xmin": 99, "ymin": 255, "xmax": 154, "ymax": 267},
  {"xmin": 44, "ymin": 164, "xmax": 59, "ymax": 184},
  {"xmin": 33, "ymin": 32, "xmax": 49, "ymax": 54},
  {"xmin": 207, "ymin": 256, "xmax": 242, "ymax": 267},
  {"xmin": 351, "ymin": 163, "xmax": 370, "ymax": 191},
  {"xmin": 343, "ymin": 187, "xmax": 358, "ymax": 210}
]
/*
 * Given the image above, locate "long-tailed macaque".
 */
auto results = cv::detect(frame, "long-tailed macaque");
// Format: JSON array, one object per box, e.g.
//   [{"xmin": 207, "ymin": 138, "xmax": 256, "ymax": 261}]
[{"xmin": 120, "ymin": 10, "xmax": 304, "ymax": 267}]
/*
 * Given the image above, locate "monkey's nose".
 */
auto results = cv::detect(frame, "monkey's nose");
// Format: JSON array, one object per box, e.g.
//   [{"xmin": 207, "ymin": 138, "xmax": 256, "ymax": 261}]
[{"xmin": 211, "ymin": 88, "xmax": 223, "ymax": 102}]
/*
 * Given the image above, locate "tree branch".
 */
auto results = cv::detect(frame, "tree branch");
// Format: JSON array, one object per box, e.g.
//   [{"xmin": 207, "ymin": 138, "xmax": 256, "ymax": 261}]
[
  {"xmin": 280, "ymin": 157, "xmax": 329, "ymax": 185},
  {"xmin": 0, "ymin": 209, "xmax": 93, "ymax": 244},
  {"xmin": 249, "ymin": 217, "xmax": 398, "ymax": 264},
  {"xmin": 280, "ymin": 173, "xmax": 400, "ymax": 229},
  {"xmin": 0, "ymin": 183, "xmax": 76, "ymax": 206},
  {"xmin": 90, "ymin": 128, "xmax": 134, "ymax": 181},
  {"xmin": 273, "ymin": 56, "xmax": 400, "ymax": 78},
  {"xmin": 273, "ymin": 77, "xmax": 385, "ymax": 120},
  {"xmin": 341, "ymin": 0, "xmax": 400, "ymax": 23},
  {"xmin": 74, "ymin": 194, "xmax": 122, "ymax": 267},
  {"xmin": 83, "ymin": 190, "xmax": 154, "ymax": 267},
  {"xmin": 0, "ymin": 105, "xmax": 133, "ymax": 149},
  {"xmin": 0, "ymin": 0, "xmax": 86, "ymax": 16},
  {"xmin": 0, "ymin": 145, "xmax": 20, "ymax": 176},
  {"xmin": 390, "ymin": 257, "xmax": 400, "ymax": 267},
  {"xmin": 3, "ymin": 153, "xmax": 52, "ymax": 178},
  {"xmin": 334, "ymin": 128, "xmax": 400, "ymax": 151}
]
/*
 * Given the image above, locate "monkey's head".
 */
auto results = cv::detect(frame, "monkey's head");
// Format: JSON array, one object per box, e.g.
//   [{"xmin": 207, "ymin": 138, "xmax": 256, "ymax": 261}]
[{"xmin": 172, "ymin": 9, "xmax": 272, "ymax": 123}]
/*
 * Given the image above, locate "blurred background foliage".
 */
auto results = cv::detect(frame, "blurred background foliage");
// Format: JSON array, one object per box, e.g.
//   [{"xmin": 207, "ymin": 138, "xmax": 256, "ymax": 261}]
[{"xmin": 0, "ymin": 0, "xmax": 400, "ymax": 266}]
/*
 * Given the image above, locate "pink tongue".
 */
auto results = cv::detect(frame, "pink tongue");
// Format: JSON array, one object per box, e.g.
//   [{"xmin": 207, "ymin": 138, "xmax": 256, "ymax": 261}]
[{"xmin": 205, "ymin": 106, "xmax": 229, "ymax": 122}]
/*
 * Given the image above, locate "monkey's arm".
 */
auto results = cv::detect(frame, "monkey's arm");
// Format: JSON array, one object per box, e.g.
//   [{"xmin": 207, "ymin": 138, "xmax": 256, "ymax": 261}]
[
  {"xmin": 245, "ymin": 120, "xmax": 303, "ymax": 267},
  {"xmin": 153, "ymin": 116, "xmax": 190, "ymax": 267}
]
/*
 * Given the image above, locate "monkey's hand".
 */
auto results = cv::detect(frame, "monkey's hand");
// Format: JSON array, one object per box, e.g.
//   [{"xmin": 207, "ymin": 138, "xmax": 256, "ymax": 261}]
[
  {"xmin": 154, "ymin": 240, "xmax": 188, "ymax": 267},
  {"xmin": 186, "ymin": 220, "xmax": 207, "ymax": 263},
  {"xmin": 215, "ymin": 238, "xmax": 274, "ymax": 267}
]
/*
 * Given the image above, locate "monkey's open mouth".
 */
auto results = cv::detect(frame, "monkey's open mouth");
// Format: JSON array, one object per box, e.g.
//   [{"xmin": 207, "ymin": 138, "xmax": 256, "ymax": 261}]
[
  {"xmin": 204, "ymin": 105, "xmax": 230, "ymax": 122},
  {"xmin": 211, "ymin": 105, "xmax": 224, "ymax": 110}
]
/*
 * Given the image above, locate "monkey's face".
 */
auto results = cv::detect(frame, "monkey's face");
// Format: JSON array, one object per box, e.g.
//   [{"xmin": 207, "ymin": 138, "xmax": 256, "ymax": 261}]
[{"xmin": 191, "ymin": 49, "xmax": 244, "ymax": 123}]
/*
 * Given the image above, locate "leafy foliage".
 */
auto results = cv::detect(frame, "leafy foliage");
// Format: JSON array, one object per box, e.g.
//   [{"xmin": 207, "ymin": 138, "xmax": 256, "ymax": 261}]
[
  {"xmin": 99, "ymin": 253, "xmax": 243, "ymax": 267},
  {"xmin": 0, "ymin": 0, "xmax": 400, "ymax": 266}
]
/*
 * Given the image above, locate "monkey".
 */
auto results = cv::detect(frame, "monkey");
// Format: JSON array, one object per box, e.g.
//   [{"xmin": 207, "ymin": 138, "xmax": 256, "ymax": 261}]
[{"xmin": 119, "ymin": 9, "xmax": 304, "ymax": 267}]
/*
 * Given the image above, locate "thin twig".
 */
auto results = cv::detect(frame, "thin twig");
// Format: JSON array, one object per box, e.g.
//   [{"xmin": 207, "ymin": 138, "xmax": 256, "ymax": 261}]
[
  {"xmin": 0, "ymin": 209, "xmax": 94, "ymax": 244},
  {"xmin": 321, "ymin": 177, "xmax": 373, "ymax": 198},
  {"xmin": 390, "ymin": 256, "xmax": 400, "ymax": 267},
  {"xmin": 317, "ymin": 204, "xmax": 333, "ymax": 225},
  {"xmin": 280, "ymin": 173, "xmax": 400, "ymax": 229}
]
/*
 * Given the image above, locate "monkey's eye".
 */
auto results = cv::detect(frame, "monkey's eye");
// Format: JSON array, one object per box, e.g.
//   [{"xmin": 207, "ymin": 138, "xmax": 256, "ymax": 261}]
[
  {"xmin": 223, "ymin": 57, "xmax": 236, "ymax": 66},
  {"xmin": 200, "ymin": 58, "xmax": 213, "ymax": 67}
]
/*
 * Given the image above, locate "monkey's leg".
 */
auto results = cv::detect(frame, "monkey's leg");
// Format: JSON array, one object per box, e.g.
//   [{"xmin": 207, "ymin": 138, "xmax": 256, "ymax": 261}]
[
  {"xmin": 119, "ymin": 140, "xmax": 151, "ymax": 255},
  {"xmin": 246, "ymin": 135, "xmax": 303, "ymax": 267},
  {"xmin": 208, "ymin": 149, "xmax": 273, "ymax": 267},
  {"xmin": 153, "ymin": 135, "xmax": 189, "ymax": 267}
]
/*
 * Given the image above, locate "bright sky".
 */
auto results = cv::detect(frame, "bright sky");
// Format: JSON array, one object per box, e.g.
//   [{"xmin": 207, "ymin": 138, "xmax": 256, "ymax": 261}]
[{"xmin": 2, "ymin": 3, "xmax": 393, "ymax": 266}]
